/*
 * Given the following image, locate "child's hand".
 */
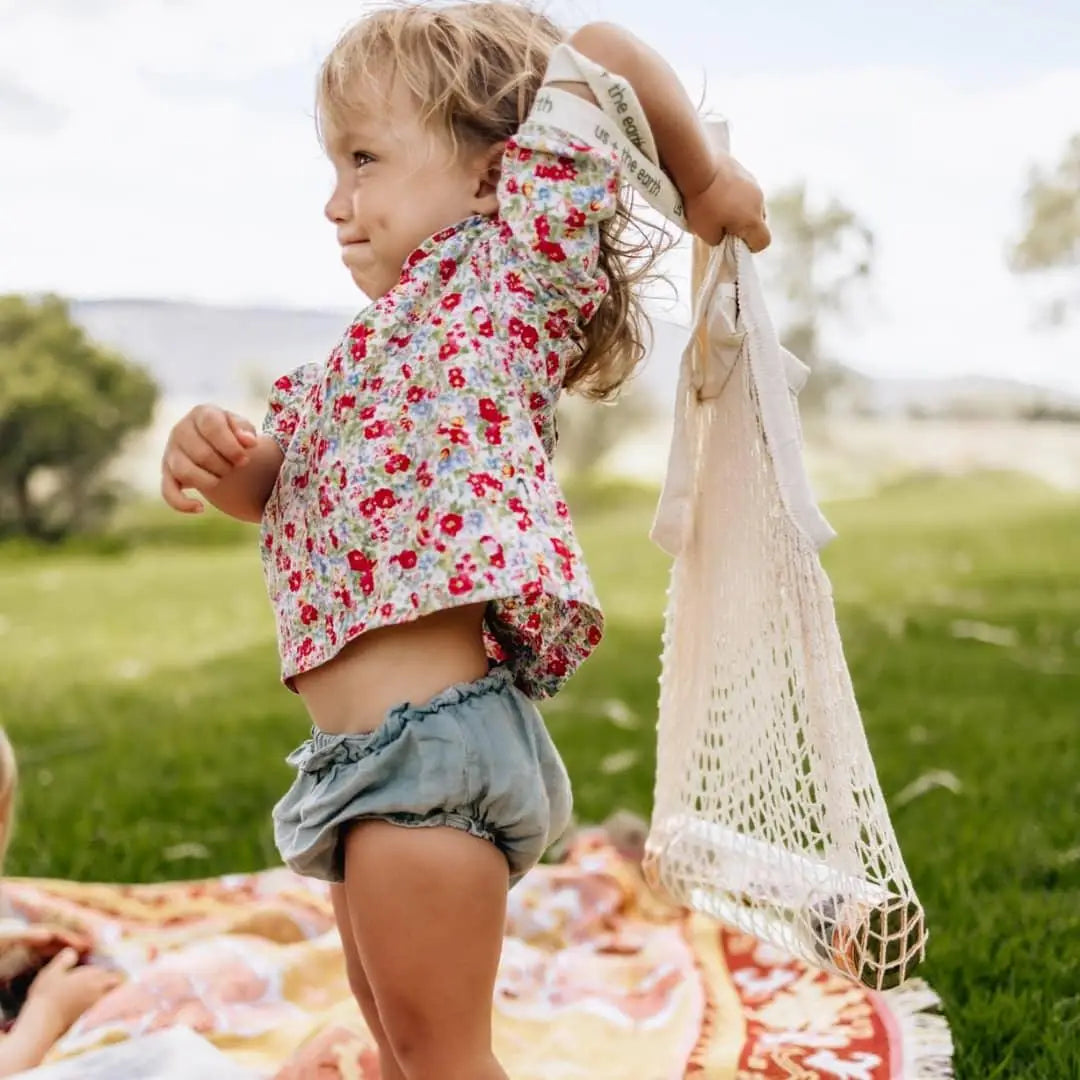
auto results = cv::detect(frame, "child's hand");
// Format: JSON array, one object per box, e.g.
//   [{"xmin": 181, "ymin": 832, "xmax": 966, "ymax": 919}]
[
  {"xmin": 161, "ymin": 404, "xmax": 259, "ymax": 513},
  {"xmin": 684, "ymin": 155, "xmax": 771, "ymax": 252},
  {"xmin": 23, "ymin": 948, "xmax": 121, "ymax": 1041}
]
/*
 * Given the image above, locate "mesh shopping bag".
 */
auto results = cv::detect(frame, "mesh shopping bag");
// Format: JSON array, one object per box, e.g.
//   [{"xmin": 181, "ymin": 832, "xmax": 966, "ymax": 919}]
[
  {"xmin": 644, "ymin": 234, "xmax": 926, "ymax": 989},
  {"xmin": 534, "ymin": 44, "xmax": 926, "ymax": 990}
]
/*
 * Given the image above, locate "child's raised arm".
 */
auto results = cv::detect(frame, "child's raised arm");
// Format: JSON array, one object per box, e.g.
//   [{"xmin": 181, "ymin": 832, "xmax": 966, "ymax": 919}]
[{"xmin": 559, "ymin": 22, "xmax": 771, "ymax": 252}]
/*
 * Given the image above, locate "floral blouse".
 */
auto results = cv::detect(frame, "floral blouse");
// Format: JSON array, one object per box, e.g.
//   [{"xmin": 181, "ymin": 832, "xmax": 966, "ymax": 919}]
[{"xmin": 260, "ymin": 116, "xmax": 619, "ymax": 699}]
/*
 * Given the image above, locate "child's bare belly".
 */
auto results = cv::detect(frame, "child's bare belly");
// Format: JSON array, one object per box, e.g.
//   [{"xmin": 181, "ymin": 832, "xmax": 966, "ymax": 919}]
[{"xmin": 293, "ymin": 602, "xmax": 491, "ymax": 734}]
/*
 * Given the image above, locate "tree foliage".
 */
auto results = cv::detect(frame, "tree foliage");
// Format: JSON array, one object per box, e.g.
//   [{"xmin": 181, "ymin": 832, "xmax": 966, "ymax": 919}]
[
  {"xmin": 765, "ymin": 182, "xmax": 875, "ymax": 415},
  {"xmin": 0, "ymin": 294, "xmax": 159, "ymax": 539},
  {"xmin": 1009, "ymin": 133, "xmax": 1080, "ymax": 324}
]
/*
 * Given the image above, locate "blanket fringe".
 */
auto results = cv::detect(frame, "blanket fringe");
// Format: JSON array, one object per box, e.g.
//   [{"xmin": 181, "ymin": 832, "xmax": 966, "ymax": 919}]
[{"xmin": 884, "ymin": 978, "xmax": 955, "ymax": 1079}]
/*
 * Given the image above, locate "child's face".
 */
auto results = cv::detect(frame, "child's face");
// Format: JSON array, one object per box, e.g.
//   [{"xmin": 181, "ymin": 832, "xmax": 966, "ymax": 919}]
[{"xmin": 323, "ymin": 76, "xmax": 500, "ymax": 301}]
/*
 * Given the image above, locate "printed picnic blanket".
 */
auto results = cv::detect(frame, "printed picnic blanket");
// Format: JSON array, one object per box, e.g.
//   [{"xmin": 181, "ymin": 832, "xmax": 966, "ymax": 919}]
[{"xmin": 1, "ymin": 832, "xmax": 951, "ymax": 1078}]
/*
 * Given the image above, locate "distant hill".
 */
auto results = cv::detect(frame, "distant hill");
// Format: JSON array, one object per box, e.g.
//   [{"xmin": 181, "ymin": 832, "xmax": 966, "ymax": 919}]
[{"xmin": 71, "ymin": 298, "xmax": 1078, "ymax": 420}]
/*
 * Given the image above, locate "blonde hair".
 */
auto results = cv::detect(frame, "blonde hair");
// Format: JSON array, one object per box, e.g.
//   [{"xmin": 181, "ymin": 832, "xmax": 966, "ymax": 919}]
[
  {"xmin": 317, "ymin": 0, "xmax": 666, "ymax": 400},
  {"xmin": 0, "ymin": 730, "xmax": 16, "ymax": 877}
]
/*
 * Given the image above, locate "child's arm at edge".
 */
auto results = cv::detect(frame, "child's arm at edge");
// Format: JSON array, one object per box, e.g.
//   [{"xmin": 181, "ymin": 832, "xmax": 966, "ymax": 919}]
[
  {"xmin": 197, "ymin": 436, "xmax": 283, "ymax": 523},
  {"xmin": 556, "ymin": 23, "xmax": 770, "ymax": 250},
  {"xmin": 161, "ymin": 404, "xmax": 283, "ymax": 524}
]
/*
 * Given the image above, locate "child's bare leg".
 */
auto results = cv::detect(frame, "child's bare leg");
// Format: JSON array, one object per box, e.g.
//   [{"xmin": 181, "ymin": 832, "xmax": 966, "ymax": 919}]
[
  {"xmin": 342, "ymin": 821, "xmax": 510, "ymax": 1080},
  {"xmin": 330, "ymin": 884, "xmax": 407, "ymax": 1080}
]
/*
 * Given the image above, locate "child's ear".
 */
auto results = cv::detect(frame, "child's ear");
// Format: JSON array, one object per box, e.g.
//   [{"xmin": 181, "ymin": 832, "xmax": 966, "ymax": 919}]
[{"xmin": 472, "ymin": 141, "xmax": 506, "ymax": 214}]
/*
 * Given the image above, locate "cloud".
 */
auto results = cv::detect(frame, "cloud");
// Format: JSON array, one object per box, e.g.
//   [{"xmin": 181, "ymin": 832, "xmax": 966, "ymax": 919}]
[
  {"xmin": 0, "ymin": 0, "xmax": 1077, "ymax": 390},
  {"xmin": 0, "ymin": 77, "xmax": 66, "ymax": 132}
]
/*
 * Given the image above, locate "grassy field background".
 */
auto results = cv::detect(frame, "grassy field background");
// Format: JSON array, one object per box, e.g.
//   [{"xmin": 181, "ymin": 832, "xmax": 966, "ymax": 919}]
[{"xmin": 0, "ymin": 472, "xmax": 1077, "ymax": 1078}]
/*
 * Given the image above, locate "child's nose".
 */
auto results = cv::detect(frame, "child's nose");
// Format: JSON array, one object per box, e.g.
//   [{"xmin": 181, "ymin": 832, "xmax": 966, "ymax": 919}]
[{"xmin": 324, "ymin": 185, "xmax": 352, "ymax": 225}]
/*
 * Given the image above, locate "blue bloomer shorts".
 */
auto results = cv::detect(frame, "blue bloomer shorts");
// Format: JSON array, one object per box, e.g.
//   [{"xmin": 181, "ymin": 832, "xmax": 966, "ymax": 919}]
[{"xmin": 272, "ymin": 667, "xmax": 573, "ymax": 888}]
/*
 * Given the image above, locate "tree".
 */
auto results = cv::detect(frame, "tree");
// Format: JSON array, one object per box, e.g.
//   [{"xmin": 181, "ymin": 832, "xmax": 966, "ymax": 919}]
[
  {"xmin": 764, "ymin": 183, "xmax": 876, "ymax": 415},
  {"xmin": 0, "ymin": 294, "xmax": 159, "ymax": 539},
  {"xmin": 1009, "ymin": 133, "xmax": 1080, "ymax": 324}
]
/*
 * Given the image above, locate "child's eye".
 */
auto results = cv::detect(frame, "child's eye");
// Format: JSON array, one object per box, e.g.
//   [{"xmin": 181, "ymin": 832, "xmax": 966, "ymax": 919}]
[{"xmin": 352, "ymin": 151, "xmax": 374, "ymax": 170}]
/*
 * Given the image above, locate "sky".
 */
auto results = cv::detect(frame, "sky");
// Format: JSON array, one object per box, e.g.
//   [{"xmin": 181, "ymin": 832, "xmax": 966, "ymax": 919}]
[{"xmin": 1, "ymin": 0, "xmax": 1078, "ymax": 391}]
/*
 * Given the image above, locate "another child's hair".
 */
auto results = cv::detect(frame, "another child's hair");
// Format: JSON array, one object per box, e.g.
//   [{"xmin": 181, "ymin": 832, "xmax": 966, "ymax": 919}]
[
  {"xmin": 317, "ymin": 1, "xmax": 666, "ymax": 400},
  {"xmin": 0, "ymin": 730, "xmax": 16, "ymax": 877}
]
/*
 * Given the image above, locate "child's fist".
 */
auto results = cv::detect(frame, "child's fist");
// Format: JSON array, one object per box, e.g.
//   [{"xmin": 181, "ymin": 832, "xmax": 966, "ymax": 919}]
[
  {"xmin": 25, "ymin": 948, "xmax": 121, "ymax": 1040},
  {"xmin": 161, "ymin": 404, "xmax": 258, "ymax": 513},
  {"xmin": 684, "ymin": 154, "xmax": 771, "ymax": 252}
]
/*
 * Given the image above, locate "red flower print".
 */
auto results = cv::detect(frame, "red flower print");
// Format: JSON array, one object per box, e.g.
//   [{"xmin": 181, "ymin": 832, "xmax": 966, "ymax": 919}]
[
  {"xmin": 364, "ymin": 420, "xmax": 393, "ymax": 439},
  {"xmin": 439, "ymin": 258, "xmax": 457, "ymax": 284},
  {"xmin": 347, "ymin": 550, "xmax": 373, "ymax": 573},
  {"xmin": 527, "ymin": 612, "xmax": 542, "ymax": 632},
  {"xmin": 373, "ymin": 488, "xmax": 396, "ymax": 510},
  {"xmin": 407, "ymin": 248, "xmax": 428, "ymax": 269},
  {"xmin": 478, "ymin": 398, "xmax": 504, "ymax": 423},
  {"xmin": 407, "ymin": 384, "xmax": 426, "ymax": 403},
  {"xmin": 264, "ymin": 533, "xmax": 274, "ymax": 550},
  {"xmin": 565, "ymin": 207, "xmax": 587, "ymax": 230},
  {"xmin": 397, "ymin": 550, "xmax": 418, "ymax": 570},
  {"xmin": 505, "ymin": 272, "xmax": 535, "ymax": 300},
  {"xmin": 386, "ymin": 453, "xmax": 410, "ymax": 474},
  {"xmin": 305, "ymin": 537, "xmax": 314, "ymax": 553},
  {"xmin": 551, "ymin": 538, "xmax": 572, "ymax": 559},
  {"xmin": 360, "ymin": 405, "xmax": 376, "ymax": 421},
  {"xmin": 298, "ymin": 638, "xmax": 316, "ymax": 660},
  {"xmin": 438, "ymin": 423, "xmax": 470, "ymax": 446},
  {"xmin": 401, "ymin": 362, "xmax": 412, "ymax": 379},
  {"xmin": 556, "ymin": 500, "xmax": 569, "ymax": 518},
  {"xmin": 528, "ymin": 391, "xmax": 546, "ymax": 413},
  {"xmin": 439, "ymin": 341, "xmax": 460, "ymax": 362},
  {"xmin": 440, "ymin": 514, "xmax": 463, "ymax": 537},
  {"xmin": 485, "ymin": 425, "xmax": 502, "ymax": 446},
  {"xmin": 332, "ymin": 393, "xmax": 356, "ymax": 422},
  {"xmin": 547, "ymin": 653, "xmax": 569, "ymax": 678},
  {"xmin": 448, "ymin": 368, "xmax": 466, "ymax": 389},
  {"xmin": 507, "ymin": 316, "xmax": 524, "ymax": 338},
  {"xmin": 448, "ymin": 575, "xmax": 473, "ymax": 596},
  {"xmin": 416, "ymin": 462, "xmax": 434, "ymax": 488},
  {"xmin": 545, "ymin": 308, "xmax": 572, "ymax": 339},
  {"xmin": 587, "ymin": 625, "xmax": 602, "ymax": 646},
  {"xmin": 433, "ymin": 226, "xmax": 458, "ymax": 244},
  {"xmin": 538, "ymin": 239, "xmax": 567, "ymax": 263},
  {"xmin": 284, "ymin": 522, "xmax": 296, "ymax": 540},
  {"xmin": 288, "ymin": 570, "xmax": 302, "ymax": 593},
  {"xmin": 535, "ymin": 157, "xmax": 576, "ymax": 182},
  {"xmin": 467, "ymin": 472, "xmax": 503, "ymax": 498},
  {"xmin": 441, "ymin": 292, "xmax": 462, "ymax": 311},
  {"xmin": 546, "ymin": 352, "xmax": 561, "ymax": 378},
  {"xmin": 381, "ymin": 603, "xmax": 394, "ymax": 618},
  {"xmin": 520, "ymin": 324, "xmax": 539, "ymax": 350},
  {"xmin": 522, "ymin": 580, "xmax": 542, "ymax": 605},
  {"xmin": 299, "ymin": 603, "xmax": 319, "ymax": 626},
  {"xmin": 359, "ymin": 498, "xmax": 376, "ymax": 518},
  {"xmin": 273, "ymin": 375, "xmax": 293, "ymax": 392}
]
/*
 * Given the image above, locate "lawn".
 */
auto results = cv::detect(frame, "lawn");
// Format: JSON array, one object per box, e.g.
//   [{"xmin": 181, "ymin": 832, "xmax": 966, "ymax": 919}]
[{"xmin": 0, "ymin": 471, "xmax": 1077, "ymax": 1078}]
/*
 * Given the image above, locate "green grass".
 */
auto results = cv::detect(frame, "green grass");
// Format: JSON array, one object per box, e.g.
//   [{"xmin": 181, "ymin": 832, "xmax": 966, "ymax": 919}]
[{"xmin": 1, "ymin": 472, "xmax": 1078, "ymax": 1078}]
